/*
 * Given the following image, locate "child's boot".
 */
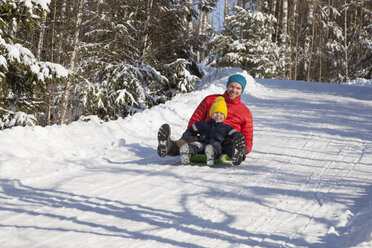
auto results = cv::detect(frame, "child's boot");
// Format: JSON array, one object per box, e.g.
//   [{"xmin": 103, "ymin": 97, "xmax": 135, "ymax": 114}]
[
  {"xmin": 180, "ymin": 143, "xmax": 194, "ymax": 165},
  {"xmin": 205, "ymin": 144, "xmax": 217, "ymax": 166}
]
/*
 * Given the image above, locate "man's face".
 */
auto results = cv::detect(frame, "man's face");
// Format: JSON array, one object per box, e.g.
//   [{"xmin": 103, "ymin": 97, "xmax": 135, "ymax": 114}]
[{"xmin": 226, "ymin": 82, "xmax": 243, "ymax": 100}]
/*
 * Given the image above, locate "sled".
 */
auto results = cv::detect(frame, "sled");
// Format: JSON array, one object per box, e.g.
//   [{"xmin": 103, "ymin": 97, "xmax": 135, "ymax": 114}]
[{"xmin": 189, "ymin": 153, "xmax": 231, "ymax": 165}]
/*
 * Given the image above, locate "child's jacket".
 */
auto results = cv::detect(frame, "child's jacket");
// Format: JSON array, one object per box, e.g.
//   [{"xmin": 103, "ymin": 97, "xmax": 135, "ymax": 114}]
[{"xmin": 181, "ymin": 119, "xmax": 238, "ymax": 145}]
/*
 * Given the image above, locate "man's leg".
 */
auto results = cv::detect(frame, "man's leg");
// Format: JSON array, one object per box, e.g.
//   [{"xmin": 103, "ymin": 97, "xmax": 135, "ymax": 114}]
[
  {"xmin": 157, "ymin": 124, "xmax": 198, "ymax": 157},
  {"xmin": 222, "ymin": 133, "xmax": 247, "ymax": 165},
  {"xmin": 167, "ymin": 136, "xmax": 198, "ymax": 156}
]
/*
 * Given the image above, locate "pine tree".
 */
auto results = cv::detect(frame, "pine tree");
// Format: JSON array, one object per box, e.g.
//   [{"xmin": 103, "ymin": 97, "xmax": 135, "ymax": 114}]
[
  {"xmin": 348, "ymin": 0, "xmax": 371, "ymax": 79},
  {"xmin": 0, "ymin": 0, "xmax": 69, "ymax": 129},
  {"xmin": 74, "ymin": 0, "xmax": 159, "ymax": 121},
  {"xmin": 71, "ymin": 0, "xmax": 204, "ymax": 121},
  {"xmin": 209, "ymin": 6, "xmax": 284, "ymax": 78}
]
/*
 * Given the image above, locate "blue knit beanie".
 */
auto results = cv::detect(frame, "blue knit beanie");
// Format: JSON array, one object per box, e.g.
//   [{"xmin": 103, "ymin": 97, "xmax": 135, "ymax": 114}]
[{"xmin": 227, "ymin": 74, "xmax": 247, "ymax": 92}]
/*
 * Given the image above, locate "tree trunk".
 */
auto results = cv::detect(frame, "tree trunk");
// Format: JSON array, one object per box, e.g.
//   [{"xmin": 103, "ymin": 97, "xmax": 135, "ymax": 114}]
[
  {"xmin": 306, "ymin": 0, "xmax": 315, "ymax": 81},
  {"xmin": 57, "ymin": 0, "xmax": 67, "ymax": 65},
  {"xmin": 289, "ymin": 0, "xmax": 297, "ymax": 79},
  {"xmin": 50, "ymin": 0, "xmax": 57, "ymax": 63},
  {"xmin": 47, "ymin": 0, "xmax": 58, "ymax": 125},
  {"xmin": 318, "ymin": 27, "xmax": 322, "ymax": 82},
  {"xmin": 294, "ymin": 8, "xmax": 304, "ymax": 80},
  {"xmin": 141, "ymin": 0, "xmax": 154, "ymax": 62},
  {"xmin": 200, "ymin": 10, "xmax": 210, "ymax": 61},
  {"xmin": 36, "ymin": 11, "xmax": 47, "ymax": 61},
  {"xmin": 274, "ymin": 0, "xmax": 282, "ymax": 43},
  {"xmin": 280, "ymin": 0, "xmax": 288, "ymax": 77},
  {"xmin": 356, "ymin": 0, "xmax": 365, "ymax": 69},
  {"xmin": 197, "ymin": 9, "xmax": 205, "ymax": 62},
  {"xmin": 272, "ymin": 0, "xmax": 277, "ymax": 15},
  {"xmin": 344, "ymin": 0, "xmax": 349, "ymax": 82},
  {"xmin": 281, "ymin": 0, "xmax": 288, "ymax": 45},
  {"xmin": 188, "ymin": 0, "xmax": 194, "ymax": 33},
  {"xmin": 224, "ymin": 0, "xmax": 228, "ymax": 26},
  {"xmin": 59, "ymin": 0, "xmax": 84, "ymax": 124},
  {"xmin": 323, "ymin": 0, "xmax": 331, "ymax": 82}
]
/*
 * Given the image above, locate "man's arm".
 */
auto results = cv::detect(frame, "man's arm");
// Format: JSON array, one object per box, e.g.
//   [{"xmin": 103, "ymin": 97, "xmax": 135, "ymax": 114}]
[
  {"xmin": 187, "ymin": 96, "xmax": 209, "ymax": 129},
  {"xmin": 241, "ymin": 112, "xmax": 253, "ymax": 155}
]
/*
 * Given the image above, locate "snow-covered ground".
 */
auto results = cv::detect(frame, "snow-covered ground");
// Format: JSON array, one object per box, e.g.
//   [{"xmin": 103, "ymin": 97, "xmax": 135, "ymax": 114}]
[{"xmin": 1, "ymin": 68, "xmax": 371, "ymax": 248}]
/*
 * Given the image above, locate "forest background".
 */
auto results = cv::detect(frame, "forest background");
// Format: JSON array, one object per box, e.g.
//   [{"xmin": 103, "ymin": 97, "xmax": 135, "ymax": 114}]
[{"xmin": 0, "ymin": 0, "xmax": 371, "ymax": 129}]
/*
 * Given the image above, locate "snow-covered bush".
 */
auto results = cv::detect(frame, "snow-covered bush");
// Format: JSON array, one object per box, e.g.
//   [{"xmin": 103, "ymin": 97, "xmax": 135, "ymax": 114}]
[
  {"xmin": 82, "ymin": 63, "xmax": 168, "ymax": 121},
  {"xmin": 164, "ymin": 59, "xmax": 201, "ymax": 94}
]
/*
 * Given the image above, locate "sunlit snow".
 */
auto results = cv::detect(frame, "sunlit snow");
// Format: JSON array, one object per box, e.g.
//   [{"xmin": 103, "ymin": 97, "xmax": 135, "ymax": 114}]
[{"xmin": 0, "ymin": 67, "xmax": 371, "ymax": 248}]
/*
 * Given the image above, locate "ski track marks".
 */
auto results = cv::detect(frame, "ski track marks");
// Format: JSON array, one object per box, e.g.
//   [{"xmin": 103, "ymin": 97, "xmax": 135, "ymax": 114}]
[{"xmin": 1, "ymin": 76, "xmax": 372, "ymax": 247}]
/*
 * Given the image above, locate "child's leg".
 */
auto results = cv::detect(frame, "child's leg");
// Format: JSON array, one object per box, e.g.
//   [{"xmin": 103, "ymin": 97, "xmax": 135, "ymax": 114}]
[
  {"xmin": 205, "ymin": 142, "xmax": 222, "ymax": 166},
  {"xmin": 189, "ymin": 141, "xmax": 206, "ymax": 154},
  {"xmin": 205, "ymin": 145, "xmax": 219, "ymax": 166},
  {"xmin": 157, "ymin": 123, "xmax": 199, "ymax": 157},
  {"xmin": 180, "ymin": 142, "xmax": 203, "ymax": 165},
  {"xmin": 168, "ymin": 136, "xmax": 198, "ymax": 156},
  {"xmin": 211, "ymin": 142, "xmax": 222, "ymax": 157}
]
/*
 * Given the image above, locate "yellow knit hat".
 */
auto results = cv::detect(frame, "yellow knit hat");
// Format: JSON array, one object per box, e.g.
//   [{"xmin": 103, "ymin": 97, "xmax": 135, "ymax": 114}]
[{"xmin": 209, "ymin": 96, "xmax": 227, "ymax": 119}]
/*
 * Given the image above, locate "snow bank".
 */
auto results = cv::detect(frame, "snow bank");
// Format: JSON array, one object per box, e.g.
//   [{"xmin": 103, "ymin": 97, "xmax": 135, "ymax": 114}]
[
  {"xmin": 198, "ymin": 66, "xmax": 271, "ymax": 97},
  {"xmin": 345, "ymin": 78, "xmax": 372, "ymax": 88}
]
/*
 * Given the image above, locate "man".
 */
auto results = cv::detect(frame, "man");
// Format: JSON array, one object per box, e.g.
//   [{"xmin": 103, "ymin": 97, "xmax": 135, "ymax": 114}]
[{"xmin": 157, "ymin": 73, "xmax": 253, "ymax": 165}]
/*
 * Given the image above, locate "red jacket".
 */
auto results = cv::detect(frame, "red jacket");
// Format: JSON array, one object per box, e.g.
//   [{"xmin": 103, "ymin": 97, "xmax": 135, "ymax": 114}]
[{"xmin": 188, "ymin": 91, "xmax": 253, "ymax": 155}]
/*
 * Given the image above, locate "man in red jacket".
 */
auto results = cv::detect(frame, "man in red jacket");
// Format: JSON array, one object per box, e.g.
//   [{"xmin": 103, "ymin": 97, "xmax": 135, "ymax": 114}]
[{"xmin": 157, "ymin": 74, "xmax": 253, "ymax": 165}]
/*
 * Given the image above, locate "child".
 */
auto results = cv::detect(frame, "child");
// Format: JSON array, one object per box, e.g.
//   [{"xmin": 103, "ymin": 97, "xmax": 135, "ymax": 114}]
[{"xmin": 180, "ymin": 96, "xmax": 245, "ymax": 166}]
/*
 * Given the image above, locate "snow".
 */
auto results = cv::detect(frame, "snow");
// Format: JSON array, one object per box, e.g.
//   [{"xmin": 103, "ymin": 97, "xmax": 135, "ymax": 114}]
[
  {"xmin": 1, "ymin": 36, "xmax": 70, "ymax": 80},
  {"xmin": 345, "ymin": 78, "xmax": 372, "ymax": 88},
  {"xmin": 1, "ymin": 68, "xmax": 371, "ymax": 248},
  {"xmin": 22, "ymin": 0, "xmax": 50, "ymax": 12},
  {"xmin": 33, "ymin": 0, "xmax": 51, "ymax": 11},
  {"xmin": 0, "ymin": 55, "xmax": 7, "ymax": 69}
]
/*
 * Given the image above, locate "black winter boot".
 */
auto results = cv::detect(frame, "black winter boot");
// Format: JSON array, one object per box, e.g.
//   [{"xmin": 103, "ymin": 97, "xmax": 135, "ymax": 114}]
[
  {"xmin": 157, "ymin": 124, "xmax": 171, "ymax": 157},
  {"xmin": 231, "ymin": 133, "xmax": 246, "ymax": 166}
]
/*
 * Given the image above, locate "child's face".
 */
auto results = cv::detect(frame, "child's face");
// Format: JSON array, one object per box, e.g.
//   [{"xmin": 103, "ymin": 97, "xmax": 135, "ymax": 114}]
[{"xmin": 211, "ymin": 112, "xmax": 225, "ymax": 123}]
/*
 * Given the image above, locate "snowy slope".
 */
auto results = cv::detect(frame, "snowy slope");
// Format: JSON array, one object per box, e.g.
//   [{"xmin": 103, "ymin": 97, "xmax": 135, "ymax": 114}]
[{"xmin": 0, "ymin": 68, "xmax": 371, "ymax": 248}]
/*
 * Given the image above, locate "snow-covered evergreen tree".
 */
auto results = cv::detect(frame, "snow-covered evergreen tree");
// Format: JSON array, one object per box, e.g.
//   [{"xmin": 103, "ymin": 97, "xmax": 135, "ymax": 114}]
[
  {"xmin": 0, "ymin": 0, "xmax": 69, "ymax": 129},
  {"xmin": 73, "ymin": 0, "xmax": 165, "ymax": 121},
  {"xmin": 353, "ymin": 22, "xmax": 372, "ymax": 79},
  {"xmin": 73, "ymin": 0, "xmax": 204, "ymax": 121},
  {"xmin": 348, "ymin": 1, "xmax": 372, "ymax": 80},
  {"xmin": 164, "ymin": 59, "xmax": 201, "ymax": 94},
  {"xmin": 208, "ymin": 6, "xmax": 284, "ymax": 78}
]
